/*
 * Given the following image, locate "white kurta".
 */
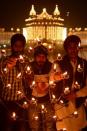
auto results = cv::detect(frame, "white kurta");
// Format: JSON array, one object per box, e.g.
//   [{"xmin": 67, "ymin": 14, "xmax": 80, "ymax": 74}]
[
  {"xmin": 55, "ymin": 100, "xmax": 87, "ymax": 131},
  {"xmin": 51, "ymin": 62, "xmax": 87, "ymax": 131}
]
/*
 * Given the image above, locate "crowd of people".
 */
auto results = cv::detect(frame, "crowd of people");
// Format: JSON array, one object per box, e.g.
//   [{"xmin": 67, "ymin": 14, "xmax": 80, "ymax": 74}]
[{"xmin": 0, "ymin": 33, "xmax": 87, "ymax": 131}]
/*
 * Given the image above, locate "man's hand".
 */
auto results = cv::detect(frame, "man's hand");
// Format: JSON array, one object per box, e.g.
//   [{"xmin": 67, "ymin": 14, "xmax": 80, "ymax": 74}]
[
  {"xmin": 65, "ymin": 92, "xmax": 77, "ymax": 101},
  {"xmin": 7, "ymin": 57, "xmax": 17, "ymax": 69}
]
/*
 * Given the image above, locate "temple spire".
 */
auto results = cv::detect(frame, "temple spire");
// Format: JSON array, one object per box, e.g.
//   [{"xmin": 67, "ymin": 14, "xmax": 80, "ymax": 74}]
[
  {"xmin": 30, "ymin": 5, "xmax": 36, "ymax": 16},
  {"xmin": 53, "ymin": 5, "xmax": 60, "ymax": 16}
]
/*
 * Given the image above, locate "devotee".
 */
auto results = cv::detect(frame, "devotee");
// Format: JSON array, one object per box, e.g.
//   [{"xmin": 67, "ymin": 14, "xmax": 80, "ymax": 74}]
[
  {"xmin": 0, "ymin": 33, "xmax": 33, "ymax": 131},
  {"xmin": 53, "ymin": 35, "xmax": 87, "ymax": 131},
  {"xmin": 28, "ymin": 45, "xmax": 57, "ymax": 131}
]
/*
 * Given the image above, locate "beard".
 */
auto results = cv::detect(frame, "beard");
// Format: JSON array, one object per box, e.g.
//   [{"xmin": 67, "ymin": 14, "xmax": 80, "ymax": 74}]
[
  {"xmin": 37, "ymin": 61, "xmax": 45, "ymax": 67},
  {"xmin": 11, "ymin": 50, "xmax": 24, "ymax": 58}
]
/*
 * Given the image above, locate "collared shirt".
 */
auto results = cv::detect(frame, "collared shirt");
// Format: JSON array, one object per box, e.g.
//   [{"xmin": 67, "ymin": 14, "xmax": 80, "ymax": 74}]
[{"xmin": 0, "ymin": 56, "xmax": 30, "ymax": 101}]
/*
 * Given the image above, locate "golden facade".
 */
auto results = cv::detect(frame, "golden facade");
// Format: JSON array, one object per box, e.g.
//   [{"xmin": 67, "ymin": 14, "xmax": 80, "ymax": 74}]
[{"xmin": 23, "ymin": 5, "xmax": 67, "ymax": 44}]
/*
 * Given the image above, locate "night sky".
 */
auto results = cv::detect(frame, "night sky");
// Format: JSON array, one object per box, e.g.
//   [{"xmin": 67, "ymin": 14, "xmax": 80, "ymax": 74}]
[{"xmin": 0, "ymin": 0, "xmax": 87, "ymax": 30}]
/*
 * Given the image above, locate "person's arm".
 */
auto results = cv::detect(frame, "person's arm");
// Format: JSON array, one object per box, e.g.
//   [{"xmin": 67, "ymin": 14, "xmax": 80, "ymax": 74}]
[
  {"xmin": 76, "ymin": 84, "xmax": 87, "ymax": 97},
  {"xmin": 66, "ymin": 78, "xmax": 87, "ymax": 102},
  {"xmin": 6, "ymin": 57, "xmax": 17, "ymax": 69}
]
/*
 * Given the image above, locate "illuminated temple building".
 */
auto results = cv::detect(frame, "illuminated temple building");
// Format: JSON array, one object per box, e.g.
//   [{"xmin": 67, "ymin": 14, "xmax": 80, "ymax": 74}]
[{"xmin": 23, "ymin": 5, "xmax": 67, "ymax": 45}]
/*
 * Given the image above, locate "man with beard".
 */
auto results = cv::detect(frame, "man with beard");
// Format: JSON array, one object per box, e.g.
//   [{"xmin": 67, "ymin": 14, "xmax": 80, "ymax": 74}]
[
  {"xmin": 0, "ymin": 33, "xmax": 33, "ymax": 131},
  {"xmin": 28, "ymin": 45, "xmax": 57, "ymax": 131}
]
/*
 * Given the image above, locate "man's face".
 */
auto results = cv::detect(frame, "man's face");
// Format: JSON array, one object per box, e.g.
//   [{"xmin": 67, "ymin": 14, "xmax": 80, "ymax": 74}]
[
  {"xmin": 35, "ymin": 54, "xmax": 47, "ymax": 66},
  {"xmin": 66, "ymin": 43, "xmax": 79, "ymax": 59},
  {"xmin": 11, "ymin": 41, "xmax": 24, "ymax": 56}
]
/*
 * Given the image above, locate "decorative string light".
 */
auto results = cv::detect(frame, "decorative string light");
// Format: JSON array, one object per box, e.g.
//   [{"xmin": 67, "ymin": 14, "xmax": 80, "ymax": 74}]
[
  {"xmin": 62, "ymin": 71, "xmax": 69, "ymax": 79},
  {"xmin": 18, "ymin": 55, "xmax": 25, "ymax": 63},
  {"xmin": 41, "ymin": 104, "xmax": 46, "ymax": 113},
  {"xmin": 51, "ymin": 94, "xmax": 58, "ymax": 103},
  {"xmin": 30, "ymin": 80, "xmax": 36, "ymax": 89},
  {"xmin": 0, "ymin": 49, "xmax": 85, "ymax": 131},
  {"xmin": 25, "ymin": 65, "xmax": 32, "ymax": 74},
  {"xmin": 11, "ymin": 112, "xmax": 17, "ymax": 120},
  {"xmin": 17, "ymin": 72, "xmax": 22, "ymax": 79},
  {"xmin": 57, "ymin": 53, "xmax": 62, "ymax": 61},
  {"xmin": 73, "ymin": 81, "xmax": 80, "ymax": 90},
  {"xmin": 34, "ymin": 115, "xmax": 39, "ymax": 120},
  {"xmin": 3, "ymin": 67, "xmax": 8, "ymax": 74},
  {"xmin": 16, "ymin": 90, "xmax": 23, "ymax": 96},
  {"xmin": 6, "ymin": 83, "xmax": 11, "ymax": 89},
  {"xmin": 22, "ymin": 101, "xmax": 29, "ymax": 109},
  {"xmin": 73, "ymin": 111, "xmax": 78, "ymax": 118},
  {"xmin": 31, "ymin": 97, "xmax": 37, "ymax": 104},
  {"xmin": 52, "ymin": 115, "xmax": 57, "ymax": 121},
  {"xmin": 57, "ymin": 128, "xmax": 67, "ymax": 131},
  {"xmin": 1, "ymin": 49, "xmax": 6, "ymax": 56},
  {"xmin": 53, "ymin": 63, "xmax": 57, "ymax": 72},
  {"xmin": 77, "ymin": 64, "xmax": 83, "ymax": 72},
  {"xmin": 49, "ymin": 80, "xmax": 56, "ymax": 88},
  {"xmin": 28, "ymin": 46, "xmax": 33, "ymax": 53},
  {"xmin": 64, "ymin": 87, "xmax": 70, "ymax": 95}
]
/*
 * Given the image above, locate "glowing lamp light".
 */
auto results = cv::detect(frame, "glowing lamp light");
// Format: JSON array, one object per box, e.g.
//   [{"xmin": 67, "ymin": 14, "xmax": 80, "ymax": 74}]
[
  {"xmin": 57, "ymin": 53, "xmax": 62, "ymax": 61},
  {"xmin": 34, "ymin": 116, "xmax": 39, "ymax": 120},
  {"xmin": 51, "ymin": 94, "xmax": 57, "ymax": 103},
  {"xmin": 30, "ymin": 81, "xmax": 35, "ymax": 89},
  {"xmin": 52, "ymin": 94, "xmax": 56, "ymax": 99},
  {"xmin": 49, "ymin": 80, "xmax": 56, "ymax": 88},
  {"xmin": 49, "ymin": 80, "xmax": 54, "ymax": 85},
  {"xmin": 26, "ymin": 66, "xmax": 30, "ymax": 71},
  {"xmin": 59, "ymin": 100, "xmax": 64, "ymax": 104},
  {"xmin": 16, "ymin": 90, "xmax": 22, "ymax": 95},
  {"xmin": 22, "ymin": 101, "xmax": 28, "ymax": 109},
  {"xmin": 41, "ymin": 104, "xmax": 45, "ymax": 110},
  {"xmin": 3, "ymin": 44, "xmax": 6, "ymax": 48},
  {"xmin": 18, "ymin": 55, "xmax": 25, "ymax": 63},
  {"xmin": 28, "ymin": 46, "xmax": 33, "ymax": 53},
  {"xmin": 11, "ymin": 112, "xmax": 17, "ymax": 120},
  {"xmin": 17, "ymin": 72, "xmax": 22, "ymax": 79},
  {"xmin": 52, "ymin": 115, "xmax": 57, "ymax": 121},
  {"xmin": 41, "ymin": 104, "xmax": 46, "ymax": 113},
  {"xmin": 31, "ymin": 97, "xmax": 35, "ymax": 101},
  {"xmin": 3, "ymin": 67, "xmax": 8, "ymax": 73},
  {"xmin": 74, "ymin": 81, "xmax": 80, "ymax": 90},
  {"xmin": 1, "ymin": 49, "xmax": 6, "ymax": 54},
  {"xmin": 23, "ymin": 101, "xmax": 28, "ymax": 105},
  {"xmin": 58, "ymin": 128, "xmax": 67, "ymax": 131},
  {"xmin": 6, "ymin": 84, "xmax": 11, "ymax": 89},
  {"xmin": 48, "ymin": 45, "xmax": 53, "ymax": 51},
  {"xmin": 62, "ymin": 71, "xmax": 69, "ymax": 79},
  {"xmin": 73, "ymin": 111, "xmax": 78, "ymax": 118},
  {"xmin": 31, "ymin": 97, "xmax": 37, "ymax": 104},
  {"xmin": 25, "ymin": 66, "xmax": 32, "ymax": 74},
  {"xmin": 78, "ymin": 42, "xmax": 81, "ymax": 47},
  {"xmin": 77, "ymin": 64, "xmax": 83, "ymax": 72},
  {"xmin": 62, "ymin": 128, "xmax": 67, "ymax": 131},
  {"xmin": 64, "ymin": 87, "xmax": 70, "ymax": 95},
  {"xmin": 53, "ymin": 63, "xmax": 57, "ymax": 71}
]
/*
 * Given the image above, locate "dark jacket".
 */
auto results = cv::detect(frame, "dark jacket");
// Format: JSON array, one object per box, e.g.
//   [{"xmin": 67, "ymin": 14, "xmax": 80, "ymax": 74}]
[{"xmin": 57, "ymin": 55, "xmax": 87, "ymax": 108}]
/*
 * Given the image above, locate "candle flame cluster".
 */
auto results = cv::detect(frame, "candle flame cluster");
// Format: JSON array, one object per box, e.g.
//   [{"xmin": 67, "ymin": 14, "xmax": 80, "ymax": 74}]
[{"xmin": 1, "ymin": 53, "xmax": 84, "ymax": 131}]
